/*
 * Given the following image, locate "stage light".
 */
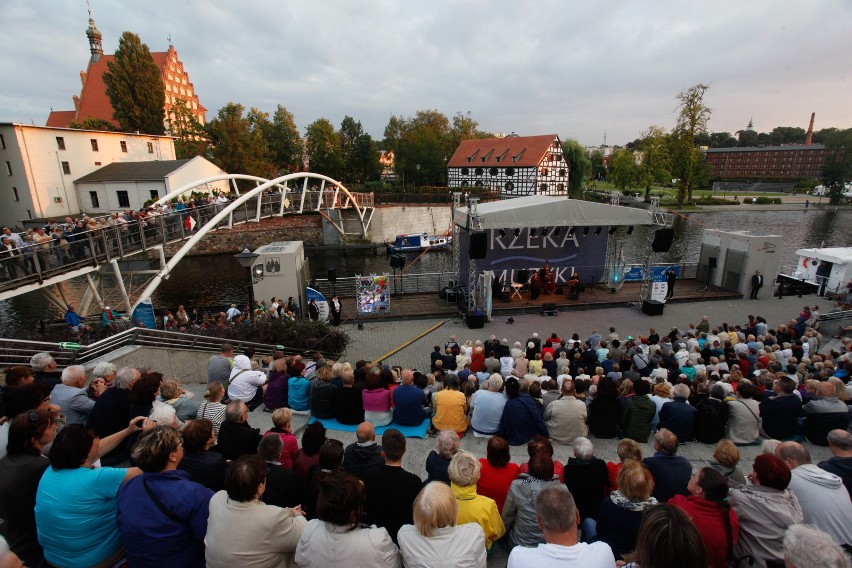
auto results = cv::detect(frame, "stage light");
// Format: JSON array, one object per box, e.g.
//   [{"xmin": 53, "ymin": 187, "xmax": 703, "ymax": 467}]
[
  {"xmin": 514, "ymin": 228, "xmax": 520, "ymax": 237},
  {"xmin": 553, "ymin": 227, "xmax": 562, "ymax": 237},
  {"xmin": 498, "ymin": 229, "xmax": 506, "ymax": 238},
  {"xmin": 608, "ymin": 226, "xmax": 617, "ymax": 235},
  {"xmin": 595, "ymin": 226, "xmax": 602, "ymax": 236},
  {"xmin": 582, "ymin": 227, "xmax": 589, "ymax": 236},
  {"xmin": 627, "ymin": 226, "xmax": 634, "ymax": 235},
  {"xmin": 530, "ymin": 229, "xmax": 537, "ymax": 237},
  {"xmin": 568, "ymin": 227, "xmax": 575, "ymax": 237}
]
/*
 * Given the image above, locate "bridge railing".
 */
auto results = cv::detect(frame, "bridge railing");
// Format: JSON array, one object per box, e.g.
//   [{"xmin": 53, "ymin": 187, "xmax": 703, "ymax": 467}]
[{"xmin": 0, "ymin": 327, "xmax": 321, "ymax": 369}]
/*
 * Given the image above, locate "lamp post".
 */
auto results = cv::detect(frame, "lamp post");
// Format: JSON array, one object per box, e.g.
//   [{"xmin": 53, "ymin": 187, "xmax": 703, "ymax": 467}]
[
  {"xmin": 234, "ymin": 248, "xmax": 260, "ymax": 311},
  {"xmin": 416, "ymin": 163, "xmax": 421, "ymax": 192}
]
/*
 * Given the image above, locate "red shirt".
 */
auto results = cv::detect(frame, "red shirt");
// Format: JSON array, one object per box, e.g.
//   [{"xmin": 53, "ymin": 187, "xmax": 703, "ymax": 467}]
[
  {"xmin": 606, "ymin": 461, "xmax": 623, "ymax": 490},
  {"xmin": 669, "ymin": 494, "xmax": 739, "ymax": 568},
  {"xmin": 470, "ymin": 351, "xmax": 485, "ymax": 373},
  {"xmin": 477, "ymin": 459, "xmax": 520, "ymax": 513},
  {"xmin": 519, "ymin": 459, "xmax": 565, "ymax": 483}
]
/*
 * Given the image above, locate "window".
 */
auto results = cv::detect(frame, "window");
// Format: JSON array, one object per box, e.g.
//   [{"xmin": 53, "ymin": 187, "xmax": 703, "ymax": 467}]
[
  {"xmin": 559, "ymin": 169, "xmax": 566, "ymax": 177},
  {"xmin": 506, "ymin": 167, "xmax": 515, "ymax": 177},
  {"xmin": 147, "ymin": 142, "xmax": 154, "ymax": 153},
  {"xmin": 5, "ymin": 161, "xmax": 11, "ymax": 176},
  {"xmin": 61, "ymin": 161, "xmax": 71, "ymax": 175},
  {"xmin": 56, "ymin": 137, "xmax": 66, "ymax": 150},
  {"xmin": 117, "ymin": 191, "xmax": 130, "ymax": 207},
  {"xmin": 541, "ymin": 168, "xmax": 549, "ymax": 176},
  {"xmin": 0, "ymin": 134, "xmax": 5, "ymax": 149},
  {"xmin": 490, "ymin": 167, "xmax": 498, "ymax": 176},
  {"xmin": 90, "ymin": 139, "xmax": 99, "ymax": 152},
  {"xmin": 149, "ymin": 190, "xmax": 159, "ymax": 200},
  {"xmin": 505, "ymin": 181, "xmax": 514, "ymax": 191},
  {"xmin": 475, "ymin": 167, "xmax": 483, "ymax": 176},
  {"xmin": 12, "ymin": 187, "xmax": 19, "ymax": 201},
  {"xmin": 94, "ymin": 162, "xmax": 101, "ymax": 166},
  {"xmin": 461, "ymin": 167, "xmax": 469, "ymax": 176},
  {"xmin": 89, "ymin": 191, "xmax": 100, "ymax": 208},
  {"xmin": 120, "ymin": 141, "xmax": 128, "ymax": 153},
  {"xmin": 557, "ymin": 183, "xmax": 565, "ymax": 192},
  {"xmin": 540, "ymin": 183, "xmax": 548, "ymax": 192},
  {"xmin": 26, "ymin": 209, "xmax": 31, "ymax": 220}
]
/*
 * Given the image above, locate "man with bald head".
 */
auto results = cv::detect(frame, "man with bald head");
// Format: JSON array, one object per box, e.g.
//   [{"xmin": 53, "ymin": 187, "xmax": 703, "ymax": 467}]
[
  {"xmin": 343, "ymin": 422, "xmax": 384, "ymax": 480},
  {"xmin": 818, "ymin": 429, "xmax": 852, "ymax": 498},
  {"xmin": 776, "ymin": 441, "xmax": 852, "ymax": 548},
  {"xmin": 801, "ymin": 381, "xmax": 850, "ymax": 446},
  {"xmin": 50, "ymin": 365, "xmax": 104, "ymax": 425},
  {"xmin": 392, "ymin": 369, "xmax": 430, "ymax": 426}
]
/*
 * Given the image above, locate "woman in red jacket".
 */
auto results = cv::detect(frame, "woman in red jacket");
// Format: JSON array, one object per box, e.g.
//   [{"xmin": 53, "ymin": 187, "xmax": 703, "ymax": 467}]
[
  {"xmin": 669, "ymin": 467, "xmax": 739, "ymax": 568},
  {"xmin": 469, "ymin": 346, "xmax": 485, "ymax": 374}
]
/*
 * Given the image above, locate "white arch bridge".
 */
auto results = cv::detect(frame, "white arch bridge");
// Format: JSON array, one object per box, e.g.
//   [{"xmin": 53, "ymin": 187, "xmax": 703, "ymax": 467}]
[{"xmin": 0, "ymin": 173, "xmax": 373, "ymax": 316}]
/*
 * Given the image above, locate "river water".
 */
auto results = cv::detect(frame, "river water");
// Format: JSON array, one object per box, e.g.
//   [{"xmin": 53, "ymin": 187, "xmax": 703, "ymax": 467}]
[{"xmin": 2, "ymin": 209, "xmax": 849, "ymax": 336}]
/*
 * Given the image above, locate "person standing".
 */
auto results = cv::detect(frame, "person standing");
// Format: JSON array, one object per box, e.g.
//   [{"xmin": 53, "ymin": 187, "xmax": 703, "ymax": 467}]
[
  {"xmin": 665, "ymin": 267, "xmax": 676, "ymax": 299},
  {"xmin": 330, "ymin": 295, "xmax": 342, "ymax": 326},
  {"xmin": 308, "ymin": 299, "xmax": 320, "ymax": 321},
  {"xmin": 750, "ymin": 270, "xmax": 764, "ymax": 300}
]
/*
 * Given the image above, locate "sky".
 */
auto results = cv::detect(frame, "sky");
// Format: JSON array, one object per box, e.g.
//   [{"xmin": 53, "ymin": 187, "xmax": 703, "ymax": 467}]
[{"xmin": 3, "ymin": 0, "xmax": 850, "ymax": 147}]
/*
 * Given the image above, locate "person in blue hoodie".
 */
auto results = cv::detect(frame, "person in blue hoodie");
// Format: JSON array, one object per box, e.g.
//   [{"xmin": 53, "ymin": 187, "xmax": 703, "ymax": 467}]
[{"xmin": 498, "ymin": 378, "xmax": 548, "ymax": 446}]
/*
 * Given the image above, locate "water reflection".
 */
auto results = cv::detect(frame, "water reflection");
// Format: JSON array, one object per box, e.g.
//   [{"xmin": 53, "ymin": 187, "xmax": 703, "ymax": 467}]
[{"xmin": 2, "ymin": 209, "xmax": 849, "ymax": 335}]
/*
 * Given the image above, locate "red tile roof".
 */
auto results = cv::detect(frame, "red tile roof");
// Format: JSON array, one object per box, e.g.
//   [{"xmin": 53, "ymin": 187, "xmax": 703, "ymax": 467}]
[
  {"xmin": 447, "ymin": 134, "xmax": 560, "ymax": 168},
  {"xmin": 45, "ymin": 110, "xmax": 77, "ymax": 127}
]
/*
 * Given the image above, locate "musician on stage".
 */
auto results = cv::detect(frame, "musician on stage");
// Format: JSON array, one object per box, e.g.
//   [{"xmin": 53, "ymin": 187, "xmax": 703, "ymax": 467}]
[
  {"xmin": 567, "ymin": 272, "xmax": 581, "ymax": 300},
  {"xmin": 530, "ymin": 271, "xmax": 542, "ymax": 300}
]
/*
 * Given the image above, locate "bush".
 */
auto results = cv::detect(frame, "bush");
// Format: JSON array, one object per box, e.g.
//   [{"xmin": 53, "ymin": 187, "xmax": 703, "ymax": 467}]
[{"xmin": 204, "ymin": 318, "xmax": 351, "ymax": 356}]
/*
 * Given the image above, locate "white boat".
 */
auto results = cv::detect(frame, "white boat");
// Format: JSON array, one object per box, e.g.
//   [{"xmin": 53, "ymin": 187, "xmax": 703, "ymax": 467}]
[
  {"xmin": 776, "ymin": 247, "xmax": 852, "ymax": 297},
  {"xmin": 386, "ymin": 233, "xmax": 452, "ymax": 253}
]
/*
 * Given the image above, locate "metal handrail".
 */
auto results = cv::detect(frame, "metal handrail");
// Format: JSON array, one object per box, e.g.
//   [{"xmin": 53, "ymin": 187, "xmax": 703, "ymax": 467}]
[{"xmin": 0, "ymin": 327, "xmax": 331, "ymax": 369}]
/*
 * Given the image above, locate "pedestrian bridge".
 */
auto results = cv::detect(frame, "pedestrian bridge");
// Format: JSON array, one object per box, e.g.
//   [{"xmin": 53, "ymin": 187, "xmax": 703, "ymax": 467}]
[{"xmin": 0, "ymin": 173, "xmax": 373, "ymax": 312}]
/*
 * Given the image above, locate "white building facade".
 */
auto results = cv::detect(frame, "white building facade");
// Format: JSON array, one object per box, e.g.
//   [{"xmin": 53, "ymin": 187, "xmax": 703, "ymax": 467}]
[{"xmin": 0, "ymin": 123, "xmax": 175, "ymax": 228}]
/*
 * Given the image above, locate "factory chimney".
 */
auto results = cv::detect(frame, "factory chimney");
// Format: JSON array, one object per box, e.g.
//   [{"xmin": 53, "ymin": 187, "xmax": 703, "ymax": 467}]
[{"xmin": 804, "ymin": 112, "xmax": 815, "ymax": 145}]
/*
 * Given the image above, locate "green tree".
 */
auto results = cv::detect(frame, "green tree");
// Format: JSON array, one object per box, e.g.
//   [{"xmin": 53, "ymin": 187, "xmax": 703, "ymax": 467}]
[
  {"xmin": 672, "ymin": 83, "xmax": 711, "ymax": 204},
  {"xmin": 637, "ymin": 126, "xmax": 672, "ymax": 201},
  {"xmin": 589, "ymin": 150, "xmax": 607, "ymax": 181},
  {"xmin": 709, "ymin": 132, "xmax": 738, "ymax": 148},
  {"xmin": 103, "ymin": 31, "xmax": 165, "ymax": 135},
  {"xmin": 609, "ymin": 148, "xmax": 640, "ymax": 190},
  {"xmin": 386, "ymin": 110, "xmax": 455, "ymax": 187},
  {"xmin": 821, "ymin": 128, "xmax": 852, "ymax": 205},
  {"xmin": 737, "ymin": 129, "xmax": 759, "ymax": 146},
  {"xmin": 305, "ymin": 118, "xmax": 342, "ymax": 179},
  {"xmin": 263, "ymin": 105, "xmax": 303, "ymax": 174},
  {"xmin": 168, "ymin": 98, "xmax": 208, "ymax": 159},
  {"xmin": 68, "ymin": 117, "xmax": 118, "ymax": 131},
  {"xmin": 206, "ymin": 102, "xmax": 275, "ymax": 187},
  {"xmin": 561, "ymin": 138, "xmax": 590, "ymax": 196}
]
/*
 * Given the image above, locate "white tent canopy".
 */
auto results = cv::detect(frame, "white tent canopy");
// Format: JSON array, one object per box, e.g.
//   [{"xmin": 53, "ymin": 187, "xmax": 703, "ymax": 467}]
[{"xmin": 454, "ymin": 195, "xmax": 655, "ymax": 230}]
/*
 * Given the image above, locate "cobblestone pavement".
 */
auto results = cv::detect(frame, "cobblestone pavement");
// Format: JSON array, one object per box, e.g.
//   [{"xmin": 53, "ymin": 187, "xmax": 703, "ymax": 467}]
[{"xmin": 184, "ymin": 294, "xmax": 837, "ymax": 567}]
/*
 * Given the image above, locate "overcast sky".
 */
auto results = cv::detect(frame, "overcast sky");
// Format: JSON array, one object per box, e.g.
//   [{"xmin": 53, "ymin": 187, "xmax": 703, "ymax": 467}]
[{"xmin": 4, "ymin": 0, "xmax": 850, "ymax": 146}]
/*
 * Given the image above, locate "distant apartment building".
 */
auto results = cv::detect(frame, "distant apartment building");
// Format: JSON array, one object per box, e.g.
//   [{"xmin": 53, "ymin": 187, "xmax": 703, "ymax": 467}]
[
  {"xmin": 704, "ymin": 144, "xmax": 832, "ymax": 180},
  {"xmin": 0, "ymin": 123, "xmax": 175, "ymax": 228},
  {"xmin": 447, "ymin": 134, "xmax": 570, "ymax": 197},
  {"xmin": 46, "ymin": 16, "xmax": 206, "ymax": 132}
]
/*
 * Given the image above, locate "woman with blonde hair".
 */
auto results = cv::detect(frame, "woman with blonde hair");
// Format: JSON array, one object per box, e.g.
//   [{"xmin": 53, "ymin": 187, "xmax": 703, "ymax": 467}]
[
  {"xmin": 398, "ymin": 482, "xmax": 486, "ymax": 567},
  {"xmin": 606, "ymin": 439, "xmax": 643, "ymax": 489},
  {"xmin": 158, "ymin": 378, "xmax": 199, "ymax": 422},
  {"xmin": 447, "ymin": 452, "xmax": 505, "ymax": 551},
  {"xmin": 197, "ymin": 382, "xmax": 227, "ymax": 439},
  {"xmin": 528, "ymin": 353, "xmax": 543, "ymax": 377},
  {"xmin": 264, "ymin": 408, "xmax": 300, "ymax": 469},
  {"xmin": 424, "ymin": 430, "xmax": 460, "ymax": 485},
  {"xmin": 709, "ymin": 439, "xmax": 747, "ymax": 484}
]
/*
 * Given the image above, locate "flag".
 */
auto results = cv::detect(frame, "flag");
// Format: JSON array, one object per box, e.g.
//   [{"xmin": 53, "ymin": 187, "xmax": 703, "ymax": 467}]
[{"xmin": 184, "ymin": 215, "xmax": 197, "ymax": 232}]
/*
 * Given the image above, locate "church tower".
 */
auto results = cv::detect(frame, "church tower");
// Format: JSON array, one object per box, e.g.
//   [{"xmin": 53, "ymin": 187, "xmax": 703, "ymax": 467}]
[{"xmin": 85, "ymin": 10, "xmax": 103, "ymax": 63}]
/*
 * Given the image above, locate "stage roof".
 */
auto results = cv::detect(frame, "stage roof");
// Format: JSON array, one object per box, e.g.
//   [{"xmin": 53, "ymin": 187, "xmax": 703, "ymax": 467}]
[{"xmin": 454, "ymin": 195, "xmax": 656, "ymax": 229}]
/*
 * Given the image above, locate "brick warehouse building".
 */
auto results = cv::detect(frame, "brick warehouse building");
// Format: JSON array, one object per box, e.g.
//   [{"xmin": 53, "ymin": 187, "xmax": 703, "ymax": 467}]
[{"xmin": 704, "ymin": 144, "xmax": 832, "ymax": 180}]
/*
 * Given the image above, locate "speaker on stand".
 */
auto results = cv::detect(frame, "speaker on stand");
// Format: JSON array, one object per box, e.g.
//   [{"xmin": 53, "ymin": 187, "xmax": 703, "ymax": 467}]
[
  {"xmin": 327, "ymin": 268, "xmax": 337, "ymax": 296},
  {"xmin": 389, "ymin": 255, "xmax": 406, "ymax": 299}
]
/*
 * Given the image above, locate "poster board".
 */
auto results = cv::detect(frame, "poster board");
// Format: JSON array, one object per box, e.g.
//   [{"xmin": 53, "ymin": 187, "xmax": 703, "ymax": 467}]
[
  {"xmin": 356, "ymin": 274, "xmax": 390, "ymax": 315},
  {"xmin": 305, "ymin": 287, "xmax": 330, "ymax": 321}
]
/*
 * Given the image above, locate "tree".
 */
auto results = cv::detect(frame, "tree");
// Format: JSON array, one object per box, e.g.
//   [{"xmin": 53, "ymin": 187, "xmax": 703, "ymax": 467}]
[
  {"xmin": 589, "ymin": 150, "xmax": 607, "ymax": 181},
  {"xmin": 637, "ymin": 126, "xmax": 672, "ymax": 201},
  {"xmin": 206, "ymin": 102, "xmax": 275, "ymax": 186},
  {"xmin": 709, "ymin": 132, "xmax": 738, "ymax": 148},
  {"xmin": 672, "ymin": 83, "xmax": 711, "ymax": 204},
  {"xmin": 263, "ymin": 105, "xmax": 303, "ymax": 174},
  {"xmin": 609, "ymin": 148, "xmax": 640, "ymax": 190},
  {"xmin": 103, "ymin": 31, "xmax": 165, "ymax": 135},
  {"xmin": 384, "ymin": 110, "xmax": 455, "ymax": 187},
  {"xmin": 305, "ymin": 118, "xmax": 342, "ymax": 179},
  {"xmin": 821, "ymin": 128, "xmax": 852, "ymax": 205},
  {"xmin": 168, "ymin": 98, "xmax": 208, "ymax": 159},
  {"xmin": 68, "ymin": 117, "xmax": 117, "ymax": 132},
  {"xmin": 561, "ymin": 138, "xmax": 590, "ymax": 196}
]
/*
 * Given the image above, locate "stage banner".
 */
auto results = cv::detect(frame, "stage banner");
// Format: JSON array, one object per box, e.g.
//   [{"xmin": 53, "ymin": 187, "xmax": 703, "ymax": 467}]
[
  {"xmin": 624, "ymin": 265, "xmax": 681, "ymax": 282},
  {"xmin": 131, "ymin": 298, "xmax": 157, "ymax": 330},
  {"xmin": 305, "ymin": 287, "xmax": 330, "ymax": 321},
  {"xmin": 355, "ymin": 274, "xmax": 390, "ymax": 315},
  {"xmin": 459, "ymin": 227, "xmax": 609, "ymax": 287}
]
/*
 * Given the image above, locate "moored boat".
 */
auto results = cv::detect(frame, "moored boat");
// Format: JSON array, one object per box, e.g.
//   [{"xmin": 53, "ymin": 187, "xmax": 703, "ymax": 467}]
[
  {"xmin": 776, "ymin": 247, "xmax": 852, "ymax": 297},
  {"xmin": 386, "ymin": 233, "xmax": 452, "ymax": 253}
]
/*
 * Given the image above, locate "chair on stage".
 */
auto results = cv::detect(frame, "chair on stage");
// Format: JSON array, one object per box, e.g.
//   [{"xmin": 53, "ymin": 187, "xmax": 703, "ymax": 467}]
[{"xmin": 510, "ymin": 269, "xmax": 530, "ymax": 301}]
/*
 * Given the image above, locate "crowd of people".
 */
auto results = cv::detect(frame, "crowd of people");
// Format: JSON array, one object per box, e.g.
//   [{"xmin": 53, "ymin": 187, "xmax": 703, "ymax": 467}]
[{"xmin": 0, "ymin": 304, "xmax": 851, "ymax": 567}]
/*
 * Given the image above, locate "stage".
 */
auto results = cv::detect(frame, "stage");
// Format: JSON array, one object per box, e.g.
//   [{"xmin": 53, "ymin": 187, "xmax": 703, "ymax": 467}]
[{"xmin": 340, "ymin": 279, "xmax": 742, "ymax": 323}]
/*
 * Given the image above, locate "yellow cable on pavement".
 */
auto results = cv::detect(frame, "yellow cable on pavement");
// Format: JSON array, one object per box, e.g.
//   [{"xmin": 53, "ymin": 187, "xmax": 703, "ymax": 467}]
[{"xmin": 372, "ymin": 319, "xmax": 448, "ymax": 365}]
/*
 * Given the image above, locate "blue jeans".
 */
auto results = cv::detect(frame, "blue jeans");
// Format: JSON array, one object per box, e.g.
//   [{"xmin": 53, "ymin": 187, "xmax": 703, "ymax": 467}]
[{"xmin": 580, "ymin": 518, "xmax": 598, "ymax": 543}]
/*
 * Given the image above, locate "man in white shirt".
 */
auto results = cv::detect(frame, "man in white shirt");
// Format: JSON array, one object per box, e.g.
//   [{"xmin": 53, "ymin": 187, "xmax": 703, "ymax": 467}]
[
  {"xmin": 226, "ymin": 304, "xmax": 241, "ymax": 321},
  {"xmin": 507, "ymin": 485, "xmax": 615, "ymax": 568}
]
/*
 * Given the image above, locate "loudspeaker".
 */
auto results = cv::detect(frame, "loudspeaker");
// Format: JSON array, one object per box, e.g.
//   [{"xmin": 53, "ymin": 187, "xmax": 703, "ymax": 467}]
[
  {"xmin": 469, "ymin": 232, "xmax": 487, "ymax": 259},
  {"xmin": 466, "ymin": 314, "xmax": 485, "ymax": 329},
  {"xmin": 516, "ymin": 269, "xmax": 530, "ymax": 283},
  {"xmin": 642, "ymin": 300, "xmax": 665, "ymax": 316},
  {"xmin": 390, "ymin": 255, "xmax": 406, "ymax": 269},
  {"xmin": 651, "ymin": 229, "xmax": 675, "ymax": 253},
  {"xmin": 541, "ymin": 303, "xmax": 557, "ymax": 316},
  {"xmin": 327, "ymin": 269, "xmax": 337, "ymax": 284},
  {"xmin": 708, "ymin": 257, "xmax": 717, "ymax": 269}
]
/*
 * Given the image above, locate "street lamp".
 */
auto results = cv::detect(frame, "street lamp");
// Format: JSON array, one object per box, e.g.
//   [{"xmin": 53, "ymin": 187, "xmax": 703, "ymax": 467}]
[
  {"xmin": 234, "ymin": 248, "xmax": 260, "ymax": 310},
  {"xmin": 416, "ymin": 163, "xmax": 421, "ymax": 191}
]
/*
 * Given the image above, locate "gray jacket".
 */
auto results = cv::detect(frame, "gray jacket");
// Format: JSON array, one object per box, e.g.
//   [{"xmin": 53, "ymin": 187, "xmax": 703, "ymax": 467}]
[
  {"xmin": 728, "ymin": 483, "xmax": 803, "ymax": 568},
  {"xmin": 788, "ymin": 464, "xmax": 852, "ymax": 546},
  {"xmin": 501, "ymin": 474, "xmax": 562, "ymax": 548}
]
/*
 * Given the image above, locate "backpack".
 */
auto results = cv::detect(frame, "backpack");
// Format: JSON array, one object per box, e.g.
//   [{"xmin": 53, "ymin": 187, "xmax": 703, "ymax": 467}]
[{"xmin": 694, "ymin": 398, "xmax": 728, "ymax": 444}]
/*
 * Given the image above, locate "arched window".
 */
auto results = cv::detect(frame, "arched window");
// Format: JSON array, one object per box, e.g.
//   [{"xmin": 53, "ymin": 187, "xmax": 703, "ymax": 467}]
[
  {"xmin": 490, "ymin": 167, "xmax": 498, "ymax": 176},
  {"xmin": 557, "ymin": 183, "xmax": 565, "ymax": 192},
  {"xmin": 505, "ymin": 181, "xmax": 514, "ymax": 191},
  {"xmin": 506, "ymin": 167, "xmax": 515, "ymax": 177},
  {"xmin": 475, "ymin": 167, "xmax": 483, "ymax": 176}
]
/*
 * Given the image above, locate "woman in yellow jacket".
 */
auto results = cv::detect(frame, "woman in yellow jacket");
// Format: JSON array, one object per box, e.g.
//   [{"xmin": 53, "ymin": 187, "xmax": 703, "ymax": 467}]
[{"xmin": 448, "ymin": 451, "xmax": 506, "ymax": 551}]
